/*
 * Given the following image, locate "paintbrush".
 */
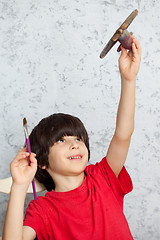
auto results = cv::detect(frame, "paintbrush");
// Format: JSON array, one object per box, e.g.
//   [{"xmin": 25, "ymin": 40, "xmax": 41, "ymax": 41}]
[{"xmin": 23, "ymin": 117, "xmax": 37, "ymax": 200}]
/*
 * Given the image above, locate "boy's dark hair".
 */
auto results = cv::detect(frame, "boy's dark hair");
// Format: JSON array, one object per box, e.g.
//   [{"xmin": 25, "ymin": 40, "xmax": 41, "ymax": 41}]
[{"xmin": 29, "ymin": 113, "xmax": 90, "ymax": 191}]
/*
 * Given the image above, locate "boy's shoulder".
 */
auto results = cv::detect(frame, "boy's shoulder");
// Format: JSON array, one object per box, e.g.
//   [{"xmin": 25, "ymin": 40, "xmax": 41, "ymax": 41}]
[
  {"xmin": 85, "ymin": 157, "xmax": 108, "ymax": 174},
  {"xmin": 85, "ymin": 157, "xmax": 133, "ymax": 196}
]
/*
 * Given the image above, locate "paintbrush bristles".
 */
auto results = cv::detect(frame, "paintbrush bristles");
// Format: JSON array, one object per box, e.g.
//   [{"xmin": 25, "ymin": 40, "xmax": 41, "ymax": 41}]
[
  {"xmin": 23, "ymin": 118, "xmax": 29, "ymax": 139},
  {"xmin": 23, "ymin": 117, "xmax": 27, "ymax": 127}
]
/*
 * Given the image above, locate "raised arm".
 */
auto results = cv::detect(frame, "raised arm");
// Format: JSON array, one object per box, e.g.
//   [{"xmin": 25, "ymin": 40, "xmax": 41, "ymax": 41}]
[
  {"xmin": 106, "ymin": 36, "xmax": 141, "ymax": 176},
  {"xmin": 2, "ymin": 149, "xmax": 37, "ymax": 240}
]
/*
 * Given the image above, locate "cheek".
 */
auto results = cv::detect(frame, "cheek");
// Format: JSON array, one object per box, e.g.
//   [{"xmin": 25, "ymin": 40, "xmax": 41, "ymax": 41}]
[
  {"xmin": 47, "ymin": 156, "xmax": 61, "ymax": 174},
  {"xmin": 83, "ymin": 147, "xmax": 89, "ymax": 160},
  {"xmin": 83, "ymin": 146, "xmax": 88, "ymax": 155},
  {"xmin": 48, "ymin": 148, "xmax": 66, "ymax": 171}
]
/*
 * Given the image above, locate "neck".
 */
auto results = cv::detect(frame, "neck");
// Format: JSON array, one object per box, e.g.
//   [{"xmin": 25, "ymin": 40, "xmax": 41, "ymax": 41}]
[{"xmin": 53, "ymin": 172, "xmax": 85, "ymax": 192}]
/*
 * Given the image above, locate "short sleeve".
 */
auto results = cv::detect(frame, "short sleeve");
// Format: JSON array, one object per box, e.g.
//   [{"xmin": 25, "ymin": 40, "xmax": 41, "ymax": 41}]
[
  {"xmin": 92, "ymin": 157, "xmax": 133, "ymax": 206},
  {"xmin": 23, "ymin": 199, "xmax": 48, "ymax": 239}
]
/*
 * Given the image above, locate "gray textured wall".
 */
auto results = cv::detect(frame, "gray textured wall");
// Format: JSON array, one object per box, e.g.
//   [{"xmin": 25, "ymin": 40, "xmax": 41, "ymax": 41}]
[{"xmin": 0, "ymin": 0, "xmax": 160, "ymax": 239}]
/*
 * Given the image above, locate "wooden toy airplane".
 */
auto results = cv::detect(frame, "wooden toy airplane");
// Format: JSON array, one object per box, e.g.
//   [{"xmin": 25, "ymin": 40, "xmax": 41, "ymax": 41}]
[{"xmin": 100, "ymin": 9, "xmax": 138, "ymax": 58}]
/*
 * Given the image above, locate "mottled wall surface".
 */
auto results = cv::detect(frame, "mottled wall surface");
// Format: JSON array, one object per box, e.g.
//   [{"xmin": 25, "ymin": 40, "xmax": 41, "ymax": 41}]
[{"xmin": 0, "ymin": 0, "xmax": 160, "ymax": 239}]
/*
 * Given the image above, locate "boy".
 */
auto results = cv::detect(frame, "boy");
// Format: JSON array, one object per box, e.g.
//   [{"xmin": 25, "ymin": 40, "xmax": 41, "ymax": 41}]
[{"xmin": 2, "ymin": 36, "xmax": 141, "ymax": 240}]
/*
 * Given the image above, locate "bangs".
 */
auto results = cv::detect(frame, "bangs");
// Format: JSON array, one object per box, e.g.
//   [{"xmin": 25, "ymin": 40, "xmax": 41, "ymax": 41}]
[{"xmin": 49, "ymin": 116, "xmax": 87, "ymax": 146}]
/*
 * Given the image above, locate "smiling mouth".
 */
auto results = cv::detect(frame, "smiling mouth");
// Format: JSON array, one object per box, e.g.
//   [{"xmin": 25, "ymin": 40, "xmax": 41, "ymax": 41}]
[{"xmin": 68, "ymin": 155, "xmax": 82, "ymax": 160}]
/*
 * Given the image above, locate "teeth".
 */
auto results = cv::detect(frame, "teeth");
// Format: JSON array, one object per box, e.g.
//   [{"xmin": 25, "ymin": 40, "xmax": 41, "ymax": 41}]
[{"xmin": 69, "ymin": 156, "xmax": 81, "ymax": 160}]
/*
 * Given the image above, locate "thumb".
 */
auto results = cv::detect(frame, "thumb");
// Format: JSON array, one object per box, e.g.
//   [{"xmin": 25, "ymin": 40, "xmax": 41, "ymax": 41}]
[
  {"xmin": 120, "ymin": 46, "xmax": 128, "ymax": 57},
  {"xmin": 30, "ymin": 153, "xmax": 37, "ymax": 171}
]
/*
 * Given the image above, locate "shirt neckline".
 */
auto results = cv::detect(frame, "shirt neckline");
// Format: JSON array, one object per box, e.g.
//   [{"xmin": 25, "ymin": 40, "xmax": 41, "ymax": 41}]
[{"xmin": 48, "ymin": 173, "xmax": 87, "ymax": 199}]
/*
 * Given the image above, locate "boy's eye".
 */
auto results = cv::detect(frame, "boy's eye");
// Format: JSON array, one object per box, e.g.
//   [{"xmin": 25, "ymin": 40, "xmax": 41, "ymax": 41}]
[
  {"xmin": 76, "ymin": 138, "xmax": 81, "ymax": 142},
  {"xmin": 57, "ymin": 139, "xmax": 64, "ymax": 143}
]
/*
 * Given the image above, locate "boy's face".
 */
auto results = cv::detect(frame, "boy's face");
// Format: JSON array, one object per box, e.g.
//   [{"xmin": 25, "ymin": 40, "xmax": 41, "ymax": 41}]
[{"xmin": 46, "ymin": 136, "xmax": 89, "ymax": 178}]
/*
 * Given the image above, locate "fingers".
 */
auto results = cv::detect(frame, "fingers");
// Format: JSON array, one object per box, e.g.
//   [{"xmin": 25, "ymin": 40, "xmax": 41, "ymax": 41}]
[
  {"xmin": 132, "ymin": 36, "xmax": 141, "ymax": 49},
  {"xmin": 11, "ymin": 151, "xmax": 29, "ymax": 166},
  {"xmin": 29, "ymin": 153, "xmax": 37, "ymax": 168},
  {"xmin": 118, "ymin": 46, "xmax": 128, "ymax": 63},
  {"xmin": 131, "ymin": 36, "xmax": 142, "ymax": 56},
  {"xmin": 11, "ymin": 150, "xmax": 36, "ymax": 167},
  {"xmin": 121, "ymin": 46, "xmax": 128, "ymax": 55}
]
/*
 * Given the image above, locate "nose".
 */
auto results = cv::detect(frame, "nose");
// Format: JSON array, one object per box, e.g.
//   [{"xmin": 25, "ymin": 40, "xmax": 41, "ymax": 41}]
[
  {"xmin": 70, "ymin": 140, "xmax": 79, "ymax": 150},
  {"xmin": 71, "ymin": 145, "xmax": 79, "ymax": 150}
]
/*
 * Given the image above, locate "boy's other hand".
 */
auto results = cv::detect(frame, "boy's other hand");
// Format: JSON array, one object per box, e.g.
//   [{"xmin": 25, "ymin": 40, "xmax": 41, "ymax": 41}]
[{"xmin": 10, "ymin": 148, "xmax": 37, "ymax": 189}]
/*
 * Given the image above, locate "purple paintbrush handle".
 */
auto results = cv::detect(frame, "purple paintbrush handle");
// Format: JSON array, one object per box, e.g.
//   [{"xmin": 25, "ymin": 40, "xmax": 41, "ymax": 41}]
[
  {"xmin": 26, "ymin": 138, "xmax": 31, "ymax": 153},
  {"xmin": 26, "ymin": 138, "xmax": 31, "ymax": 165},
  {"xmin": 32, "ymin": 180, "xmax": 37, "ymax": 200},
  {"xmin": 26, "ymin": 137, "xmax": 37, "ymax": 200}
]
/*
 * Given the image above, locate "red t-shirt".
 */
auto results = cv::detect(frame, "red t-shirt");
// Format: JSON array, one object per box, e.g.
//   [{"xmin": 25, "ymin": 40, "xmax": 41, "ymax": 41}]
[{"xmin": 24, "ymin": 157, "xmax": 133, "ymax": 239}]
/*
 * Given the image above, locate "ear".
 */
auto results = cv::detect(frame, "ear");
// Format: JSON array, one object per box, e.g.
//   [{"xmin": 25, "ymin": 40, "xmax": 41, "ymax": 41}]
[
  {"xmin": 40, "ymin": 166, "xmax": 46, "ymax": 170},
  {"xmin": 42, "ymin": 166, "xmax": 46, "ymax": 169}
]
